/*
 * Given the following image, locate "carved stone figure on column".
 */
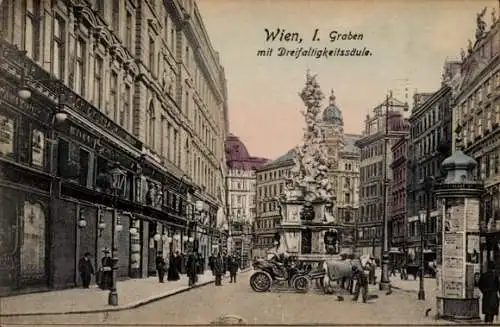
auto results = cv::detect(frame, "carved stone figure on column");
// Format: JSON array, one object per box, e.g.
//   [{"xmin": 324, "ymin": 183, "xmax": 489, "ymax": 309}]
[
  {"xmin": 324, "ymin": 229, "xmax": 338, "ymax": 254},
  {"xmin": 476, "ymin": 7, "xmax": 487, "ymax": 40},
  {"xmin": 146, "ymin": 182, "xmax": 157, "ymax": 206},
  {"xmin": 300, "ymin": 201, "xmax": 315, "ymax": 221}
]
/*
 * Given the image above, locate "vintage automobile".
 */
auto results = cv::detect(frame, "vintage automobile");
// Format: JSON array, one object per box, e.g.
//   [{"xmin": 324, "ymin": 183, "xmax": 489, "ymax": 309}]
[{"xmin": 249, "ymin": 256, "xmax": 310, "ymax": 292}]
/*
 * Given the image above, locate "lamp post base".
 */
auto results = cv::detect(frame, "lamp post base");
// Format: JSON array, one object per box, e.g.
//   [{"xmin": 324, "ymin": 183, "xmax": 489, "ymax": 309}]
[
  {"xmin": 418, "ymin": 288, "xmax": 426, "ymax": 301},
  {"xmin": 378, "ymin": 281, "xmax": 391, "ymax": 291},
  {"xmin": 108, "ymin": 289, "xmax": 118, "ymax": 306}
]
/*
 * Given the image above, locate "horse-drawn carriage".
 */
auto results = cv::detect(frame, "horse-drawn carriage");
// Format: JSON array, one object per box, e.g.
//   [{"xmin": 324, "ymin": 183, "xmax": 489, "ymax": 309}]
[{"xmin": 249, "ymin": 253, "xmax": 371, "ymax": 295}]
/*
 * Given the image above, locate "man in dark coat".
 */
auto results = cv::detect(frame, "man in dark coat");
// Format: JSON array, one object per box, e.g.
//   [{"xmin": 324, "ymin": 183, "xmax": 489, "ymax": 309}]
[
  {"xmin": 229, "ymin": 255, "xmax": 239, "ymax": 283},
  {"xmin": 213, "ymin": 252, "xmax": 225, "ymax": 286},
  {"xmin": 78, "ymin": 252, "xmax": 94, "ymax": 288},
  {"xmin": 478, "ymin": 262, "xmax": 500, "ymax": 323},
  {"xmin": 156, "ymin": 254, "xmax": 166, "ymax": 283},
  {"xmin": 186, "ymin": 253, "xmax": 198, "ymax": 286},
  {"xmin": 100, "ymin": 248, "xmax": 113, "ymax": 290},
  {"xmin": 209, "ymin": 252, "xmax": 216, "ymax": 274},
  {"xmin": 352, "ymin": 264, "xmax": 369, "ymax": 303},
  {"xmin": 368, "ymin": 257, "xmax": 376, "ymax": 285}
]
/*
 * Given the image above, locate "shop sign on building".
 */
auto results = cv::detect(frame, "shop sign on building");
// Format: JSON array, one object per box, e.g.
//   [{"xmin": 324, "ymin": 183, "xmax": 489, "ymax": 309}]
[
  {"xmin": 0, "ymin": 114, "xmax": 14, "ymax": 156},
  {"xmin": 31, "ymin": 129, "xmax": 45, "ymax": 167}
]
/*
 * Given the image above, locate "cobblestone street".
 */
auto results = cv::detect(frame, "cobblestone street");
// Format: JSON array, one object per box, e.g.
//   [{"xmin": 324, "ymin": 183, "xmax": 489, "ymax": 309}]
[{"xmin": 1, "ymin": 272, "xmax": 447, "ymax": 326}]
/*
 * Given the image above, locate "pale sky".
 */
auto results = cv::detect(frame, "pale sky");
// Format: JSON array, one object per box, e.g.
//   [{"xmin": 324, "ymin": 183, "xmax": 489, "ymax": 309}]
[{"xmin": 197, "ymin": 0, "xmax": 497, "ymax": 159}]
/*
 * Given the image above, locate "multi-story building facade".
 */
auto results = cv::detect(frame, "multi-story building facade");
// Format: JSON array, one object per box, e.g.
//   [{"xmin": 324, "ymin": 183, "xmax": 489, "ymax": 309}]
[
  {"xmin": 406, "ymin": 78, "xmax": 454, "ymax": 264},
  {"xmin": 0, "ymin": 0, "xmax": 227, "ymax": 294},
  {"xmin": 224, "ymin": 134, "xmax": 267, "ymax": 265},
  {"xmin": 389, "ymin": 135, "xmax": 408, "ymax": 260},
  {"xmin": 319, "ymin": 90, "xmax": 361, "ymax": 251},
  {"xmin": 452, "ymin": 12, "xmax": 500, "ymax": 268},
  {"xmin": 253, "ymin": 150, "xmax": 294, "ymax": 258},
  {"xmin": 355, "ymin": 96, "xmax": 408, "ymax": 258}
]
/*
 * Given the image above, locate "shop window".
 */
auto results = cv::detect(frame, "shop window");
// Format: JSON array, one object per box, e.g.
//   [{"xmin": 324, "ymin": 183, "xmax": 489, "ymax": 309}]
[
  {"xmin": 57, "ymin": 139, "xmax": 80, "ymax": 180},
  {"xmin": 79, "ymin": 149, "xmax": 90, "ymax": 186},
  {"xmin": 95, "ymin": 156, "xmax": 110, "ymax": 191}
]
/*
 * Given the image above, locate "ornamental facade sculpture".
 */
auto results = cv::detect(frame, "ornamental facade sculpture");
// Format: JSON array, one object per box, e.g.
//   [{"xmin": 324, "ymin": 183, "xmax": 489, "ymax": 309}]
[{"xmin": 285, "ymin": 71, "xmax": 336, "ymax": 206}]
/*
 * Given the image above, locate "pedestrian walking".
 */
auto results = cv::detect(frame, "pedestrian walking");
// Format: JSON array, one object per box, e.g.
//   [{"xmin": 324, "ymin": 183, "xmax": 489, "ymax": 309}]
[
  {"xmin": 368, "ymin": 257, "xmax": 376, "ymax": 285},
  {"xmin": 213, "ymin": 252, "xmax": 224, "ymax": 286},
  {"xmin": 156, "ymin": 254, "xmax": 166, "ymax": 283},
  {"xmin": 78, "ymin": 252, "xmax": 94, "ymax": 288},
  {"xmin": 99, "ymin": 248, "xmax": 113, "ymax": 290},
  {"xmin": 229, "ymin": 255, "xmax": 239, "ymax": 283},
  {"xmin": 478, "ymin": 262, "xmax": 500, "ymax": 324},
  {"xmin": 209, "ymin": 252, "xmax": 216, "ymax": 275},
  {"xmin": 167, "ymin": 251, "xmax": 180, "ymax": 281},
  {"xmin": 352, "ymin": 264, "xmax": 368, "ymax": 303},
  {"xmin": 186, "ymin": 252, "xmax": 198, "ymax": 286}
]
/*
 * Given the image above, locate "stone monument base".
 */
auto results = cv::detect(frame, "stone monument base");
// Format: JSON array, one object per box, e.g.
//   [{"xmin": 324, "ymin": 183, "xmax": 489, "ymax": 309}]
[{"xmin": 436, "ymin": 297, "xmax": 480, "ymax": 321}]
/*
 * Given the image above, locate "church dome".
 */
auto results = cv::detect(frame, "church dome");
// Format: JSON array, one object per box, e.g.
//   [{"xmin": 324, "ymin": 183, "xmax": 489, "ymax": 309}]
[{"xmin": 322, "ymin": 89, "xmax": 343, "ymax": 126}]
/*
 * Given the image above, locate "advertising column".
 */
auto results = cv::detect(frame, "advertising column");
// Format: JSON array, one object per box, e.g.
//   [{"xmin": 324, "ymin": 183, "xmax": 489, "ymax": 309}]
[
  {"xmin": 437, "ymin": 196, "xmax": 482, "ymax": 320},
  {"xmin": 435, "ymin": 149, "xmax": 484, "ymax": 321}
]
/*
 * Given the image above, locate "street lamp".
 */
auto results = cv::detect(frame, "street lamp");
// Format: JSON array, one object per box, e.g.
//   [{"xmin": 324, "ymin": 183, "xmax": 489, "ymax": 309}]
[
  {"xmin": 418, "ymin": 209, "xmax": 427, "ymax": 301},
  {"xmin": 379, "ymin": 92, "xmax": 392, "ymax": 291},
  {"xmin": 78, "ymin": 208, "xmax": 87, "ymax": 228},
  {"xmin": 108, "ymin": 163, "xmax": 126, "ymax": 306}
]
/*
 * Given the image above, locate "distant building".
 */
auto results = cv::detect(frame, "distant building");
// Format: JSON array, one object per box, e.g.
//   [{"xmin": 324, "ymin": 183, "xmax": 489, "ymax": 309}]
[
  {"xmin": 224, "ymin": 134, "xmax": 267, "ymax": 265},
  {"xmin": 355, "ymin": 95, "xmax": 409, "ymax": 258},
  {"xmin": 389, "ymin": 135, "xmax": 409, "ymax": 257},
  {"xmin": 406, "ymin": 83, "xmax": 454, "ymax": 264},
  {"xmin": 253, "ymin": 150, "xmax": 295, "ymax": 258},
  {"xmin": 319, "ymin": 90, "xmax": 361, "ymax": 252}
]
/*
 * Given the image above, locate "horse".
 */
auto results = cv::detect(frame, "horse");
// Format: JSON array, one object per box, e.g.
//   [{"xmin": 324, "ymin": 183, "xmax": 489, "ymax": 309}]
[{"xmin": 321, "ymin": 254, "xmax": 371, "ymax": 295}]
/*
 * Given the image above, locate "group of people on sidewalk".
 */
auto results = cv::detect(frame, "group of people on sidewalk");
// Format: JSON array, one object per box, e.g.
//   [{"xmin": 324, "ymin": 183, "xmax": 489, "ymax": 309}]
[
  {"xmin": 78, "ymin": 248, "xmax": 244, "ymax": 291},
  {"xmin": 208, "ymin": 251, "xmax": 241, "ymax": 286},
  {"xmin": 78, "ymin": 249, "xmax": 113, "ymax": 290},
  {"xmin": 155, "ymin": 250, "xmax": 188, "ymax": 284}
]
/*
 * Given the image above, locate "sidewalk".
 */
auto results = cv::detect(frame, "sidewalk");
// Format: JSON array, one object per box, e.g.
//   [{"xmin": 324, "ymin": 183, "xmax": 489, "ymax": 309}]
[
  {"xmin": 390, "ymin": 275, "xmax": 489, "ymax": 323},
  {"xmin": 0, "ymin": 270, "xmax": 250, "ymax": 317}
]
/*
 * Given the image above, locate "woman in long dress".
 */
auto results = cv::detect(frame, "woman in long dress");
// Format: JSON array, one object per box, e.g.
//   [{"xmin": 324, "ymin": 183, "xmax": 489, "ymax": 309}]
[{"xmin": 167, "ymin": 252, "xmax": 180, "ymax": 281}]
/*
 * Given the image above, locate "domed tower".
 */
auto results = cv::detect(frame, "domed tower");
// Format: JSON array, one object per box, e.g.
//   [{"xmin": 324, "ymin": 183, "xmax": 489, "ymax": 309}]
[{"xmin": 320, "ymin": 89, "xmax": 345, "ymax": 164}]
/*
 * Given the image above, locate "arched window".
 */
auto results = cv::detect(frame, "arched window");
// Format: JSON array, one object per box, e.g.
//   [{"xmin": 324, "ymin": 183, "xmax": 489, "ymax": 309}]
[{"xmin": 146, "ymin": 102, "xmax": 155, "ymax": 148}]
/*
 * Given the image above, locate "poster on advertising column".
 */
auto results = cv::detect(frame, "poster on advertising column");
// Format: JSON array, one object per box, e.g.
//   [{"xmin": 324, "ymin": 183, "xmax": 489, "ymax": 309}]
[
  {"xmin": 443, "ymin": 280, "xmax": 464, "ymax": 298},
  {"xmin": 443, "ymin": 233, "xmax": 464, "ymax": 257},
  {"xmin": 443, "ymin": 256, "xmax": 464, "ymax": 279},
  {"xmin": 465, "ymin": 199, "xmax": 480, "ymax": 232},
  {"xmin": 444, "ymin": 198, "xmax": 465, "ymax": 232}
]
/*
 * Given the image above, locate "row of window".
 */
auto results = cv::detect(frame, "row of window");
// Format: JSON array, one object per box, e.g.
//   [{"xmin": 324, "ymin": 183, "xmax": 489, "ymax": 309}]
[
  {"xmin": 457, "ymin": 72, "xmax": 500, "ymax": 120},
  {"xmin": 392, "ymin": 141, "xmax": 407, "ymax": 162},
  {"xmin": 477, "ymin": 147, "xmax": 500, "ymax": 181},
  {"xmin": 257, "ymin": 182, "xmax": 284, "ymax": 200},
  {"xmin": 359, "ymin": 202, "xmax": 384, "ymax": 223},
  {"xmin": 411, "ymin": 100, "xmax": 449, "ymax": 138},
  {"xmin": 228, "ymin": 194, "xmax": 255, "ymax": 212},
  {"xmin": 13, "ymin": 0, "xmax": 225, "ymax": 202},
  {"xmin": 257, "ymin": 168, "xmax": 291, "ymax": 181},
  {"xmin": 413, "ymin": 127, "xmax": 443, "ymax": 159},
  {"xmin": 255, "ymin": 218, "xmax": 279, "ymax": 231},
  {"xmin": 360, "ymin": 141, "xmax": 384, "ymax": 160},
  {"xmin": 258, "ymin": 200, "xmax": 279, "ymax": 214},
  {"xmin": 360, "ymin": 161, "xmax": 384, "ymax": 182},
  {"xmin": 228, "ymin": 179, "xmax": 256, "ymax": 192}
]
